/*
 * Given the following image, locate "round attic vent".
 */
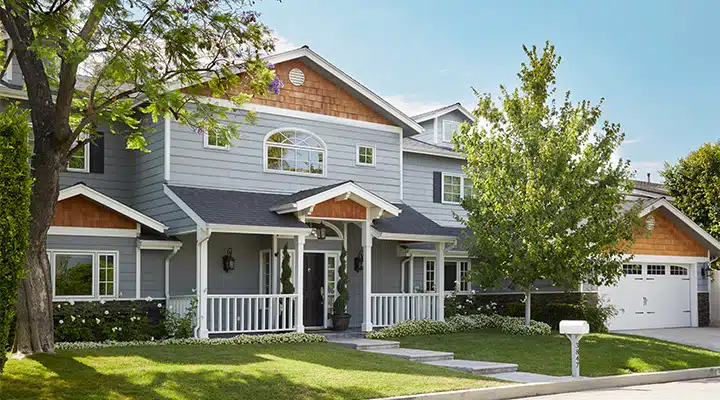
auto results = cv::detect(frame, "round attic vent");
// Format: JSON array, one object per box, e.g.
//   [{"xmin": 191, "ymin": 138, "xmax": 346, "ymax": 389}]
[{"xmin": 288, "ymin": 68, "xmax": 305, "ymax": 86}]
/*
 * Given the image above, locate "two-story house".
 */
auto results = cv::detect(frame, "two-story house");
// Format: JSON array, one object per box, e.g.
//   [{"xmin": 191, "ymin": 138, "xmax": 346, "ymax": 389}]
[{"xmin": 4, "ymin": 45, "xmax": 720, "ymax": 335}]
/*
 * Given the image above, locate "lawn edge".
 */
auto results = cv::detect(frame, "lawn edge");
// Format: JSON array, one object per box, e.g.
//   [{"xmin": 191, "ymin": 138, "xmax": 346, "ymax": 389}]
[{"xmin": 373, "ymin": 366, "xmax": 720, "ymax": 400}]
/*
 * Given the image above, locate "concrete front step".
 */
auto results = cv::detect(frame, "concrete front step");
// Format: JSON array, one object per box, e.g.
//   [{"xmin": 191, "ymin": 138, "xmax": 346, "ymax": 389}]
[
  {"xmin": 423, "ymin": 359, "xmax": 518, "ymax": 375},
  {"xmin": 363, "ymin": 347, "xmax": 454, "ymax": 362},
  {"xmin": 327, "ymin": 338, "xmax": 400, "ymax": 350}
]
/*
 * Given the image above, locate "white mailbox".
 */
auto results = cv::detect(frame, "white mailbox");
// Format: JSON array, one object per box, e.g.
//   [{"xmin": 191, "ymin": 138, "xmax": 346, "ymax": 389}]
[
  {"xmin": 560, "ymin": 320, "xmax": 589, "ymax": 378},
  {"xmin": 559, "ymin": 320, "xmax": 589, "ymax": 335}
]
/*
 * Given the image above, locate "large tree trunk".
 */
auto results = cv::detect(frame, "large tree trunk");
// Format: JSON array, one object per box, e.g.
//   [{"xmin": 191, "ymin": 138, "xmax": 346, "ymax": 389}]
[
  {"xmin": 12, "ymin": 152, "xmax": 64, "ymax": 355},
  {"xmin": 524, "ymin": 289, "xmax": 532, "ymax": 327}
]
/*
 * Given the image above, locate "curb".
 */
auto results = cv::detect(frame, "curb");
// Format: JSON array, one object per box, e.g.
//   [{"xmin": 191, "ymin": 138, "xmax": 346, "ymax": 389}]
[{"xmin": 375, "ymin": 366, "xmax": 720, "ymax": 400}]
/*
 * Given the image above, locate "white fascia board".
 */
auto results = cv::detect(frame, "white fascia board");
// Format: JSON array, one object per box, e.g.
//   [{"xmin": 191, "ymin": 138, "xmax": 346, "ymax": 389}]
[
  {"xmin": 625, "ymin": 254, "xmax": 708, "ymax": 264},
  {"xmin": 403, "ymin": 148, "xmax": 466, "ymax": 160},
  {"xmin": 138, "ymin": 239, "xmax": 183, "ymax": 250},
  {"xmin": 640, "ymin": 198, "xmax": 720, "ymax": 252},
  {"xmin": 414, "ymin": 104, "xmax": 475, "ymax": 123},
  {"xmin": 193, "ymin": 96, "xmax": 402, "ymax": 134},
  {"xmin": 370, "ymin": 227, "xmax": 456, "ymax": 243},
  {"xmin": 405, "ymin": 249, "xmax": 469, "ymax": 258},
  {"xmin": 48, "ymin": 227, "xmax": 137, "ymax": 237},
  {"xmin": 271, "ymin": 182, "xmax": 401, "ymax": 217},
  {"xmin": 59, "ymin": 184, "xmax": 168, "ymax": 232},
  {"xmin": 207, "ymin": 223, "xmax": 312, "ymax": 236},
  {"xmin": 162, "ymin": 185, "xmax": 208, "ymax": 230}
]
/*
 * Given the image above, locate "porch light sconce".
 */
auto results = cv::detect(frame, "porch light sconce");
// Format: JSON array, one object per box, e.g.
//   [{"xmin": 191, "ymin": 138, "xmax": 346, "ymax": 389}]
[
  {"xmin": 222, "ymin": 248, "xmax": 235, "ymax": 273},
  {"xmin": 354, "ymin": 249, "xmax": 364, "ymax": 273},
  {"xmin": 645, "ymin": 215, "xmax": 656, "ymax": 231},
  {"xmin": 314, "ymin": 224, "xmax": 327, "ymax": 240}
]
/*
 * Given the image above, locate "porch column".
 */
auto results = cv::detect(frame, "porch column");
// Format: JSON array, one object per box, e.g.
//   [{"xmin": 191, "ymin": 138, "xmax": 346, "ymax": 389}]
[
  {"xmin": 196, "ymin": 227, "xmax": 211, "ymax": 338},
  {"xmin": 690, "ymin": 262, "xmax": 699, "ymax": 327},
  {"xmin": 435, "ymin": 242, "xmax": 445, "ymax": 321},
  {"xmin": 711, "ymin": 268, "xmax": 720, "ymax": 326},
  {"xmin": 362, "ymin": 218, "xmax": 373, "ymax": 332},
  {"xmin": 409, "ymin": 255, "xmax": 415, "ymax": 293},
  {"xmin": 295, "ymin": 235, "xmax": 305, "ymax": 333}
]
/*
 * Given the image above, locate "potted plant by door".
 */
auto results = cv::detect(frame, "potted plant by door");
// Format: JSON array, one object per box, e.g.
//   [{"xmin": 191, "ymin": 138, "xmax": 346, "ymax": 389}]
[{"xmin": 332, "ymin": 246, "xmax": 351, "ymax": 331}]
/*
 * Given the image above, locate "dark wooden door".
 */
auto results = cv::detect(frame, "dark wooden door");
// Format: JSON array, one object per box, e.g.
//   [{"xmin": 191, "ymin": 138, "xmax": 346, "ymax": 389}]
[{"xmin": 303, "ymin": 253, "xmax": 325, "ymax": 327}]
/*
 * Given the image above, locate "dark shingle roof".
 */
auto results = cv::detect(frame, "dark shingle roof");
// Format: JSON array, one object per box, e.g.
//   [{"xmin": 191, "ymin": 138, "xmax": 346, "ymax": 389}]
[
  {"xmin": 168, "ymin": 186, "xmax": 307, "ymax": 228},
  {"xmin": 632, "ymin": 180, "xmax": 668, "ymax": 196},
  {"xmin": 373, "ymin": 204, "xmax": 456, "ymax": 236},
  {"xmin": 403, "ymin": 137, "xmax": 464, "ymax": 159},
  {"xmin": 276, "ymin": 180, "xmax": 352, "ymax": 206}
]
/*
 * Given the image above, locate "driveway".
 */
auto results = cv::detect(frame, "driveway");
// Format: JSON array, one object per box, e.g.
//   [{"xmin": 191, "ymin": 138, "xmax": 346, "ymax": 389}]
[
  {"xmin": 518, "ymin": 378, "xmax": 720, "ymax": 399},
  {"xmin": 614, "ymin": 327, "xmax": 720, "ymax": 352}
]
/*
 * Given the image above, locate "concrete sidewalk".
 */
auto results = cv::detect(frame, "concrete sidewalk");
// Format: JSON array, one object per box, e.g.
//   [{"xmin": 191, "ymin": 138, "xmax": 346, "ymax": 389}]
[
  {"xmin": 615, "ymin": 327, "xmax": 720, "ymax": 352},
  {"xmin": 516, "ymin": 377, "xmax": 720, "ymax": 399}
]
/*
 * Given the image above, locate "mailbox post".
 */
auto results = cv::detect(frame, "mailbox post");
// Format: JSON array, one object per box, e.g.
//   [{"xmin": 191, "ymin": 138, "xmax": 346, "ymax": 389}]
[{"xmin": 559, "ymin": 320, "xmax": 589, "ymax": 378}]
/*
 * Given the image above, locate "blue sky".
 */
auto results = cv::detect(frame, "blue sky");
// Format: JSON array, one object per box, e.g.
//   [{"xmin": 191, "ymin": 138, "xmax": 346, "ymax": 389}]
[{"xmin": 255, "ymin": 0, "xmax": 720, "ymax": 182}]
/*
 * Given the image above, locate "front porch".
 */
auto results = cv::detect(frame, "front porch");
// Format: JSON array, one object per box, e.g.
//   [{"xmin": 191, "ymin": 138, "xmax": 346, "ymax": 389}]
[{"xmin": 165, "ymin": 182, "xmax": 457, "ymax": 337}]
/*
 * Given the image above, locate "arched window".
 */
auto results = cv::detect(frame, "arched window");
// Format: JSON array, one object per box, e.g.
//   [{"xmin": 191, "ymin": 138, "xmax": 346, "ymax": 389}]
[{"xmin": 264, "ymin": 128, "xmax": 326, "ymax": 176}]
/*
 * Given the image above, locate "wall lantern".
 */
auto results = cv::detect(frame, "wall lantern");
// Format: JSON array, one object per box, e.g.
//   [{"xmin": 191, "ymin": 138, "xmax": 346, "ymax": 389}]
[
  {"xmin": 645, "ymin": 215, "xmax": 656, "ymax": 231},
  {"xmin": 354, "ymin": 249, "xmax": 364, "ymax": 273},
  {"xmin": 222, "ymin": 248, "xmax": 235, "ymax": 273},
  {"xmin": 315, "ymin": 224, "xmax": 327, "ymax": 240}
]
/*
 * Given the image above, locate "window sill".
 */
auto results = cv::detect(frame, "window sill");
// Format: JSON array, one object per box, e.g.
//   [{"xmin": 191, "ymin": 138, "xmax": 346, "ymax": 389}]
[
  {"xmin": 263, "ymin": 168, "xmax": 327, "ymax": 179},
  {"xmin": 203, "ymin": 145, "xmax": 231, "ymax": 151},
  {"xmin": 355, "ymin": 162, "xmax": 376, "ymax": 167},
  {"xmin": 66, "ymin": 169, "xmax": 90, "ymax": 174}
]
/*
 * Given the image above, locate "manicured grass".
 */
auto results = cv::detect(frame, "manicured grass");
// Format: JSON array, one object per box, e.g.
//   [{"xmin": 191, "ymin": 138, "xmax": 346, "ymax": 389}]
[
  {"xmin": 398, "ymin": 330, "xmax": 720, "ymax": 377},
  {"xmin": 1, "ymin": 342, "xmax": 503, "ymax": 399}
]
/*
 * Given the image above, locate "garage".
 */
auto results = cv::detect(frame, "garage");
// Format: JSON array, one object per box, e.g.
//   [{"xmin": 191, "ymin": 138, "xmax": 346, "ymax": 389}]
[{"xmin": 601, "ymin": 262, "xmax": 692, "ymax": 331}]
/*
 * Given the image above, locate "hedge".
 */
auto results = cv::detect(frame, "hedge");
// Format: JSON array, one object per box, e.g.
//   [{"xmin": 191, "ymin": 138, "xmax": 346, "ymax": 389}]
[
  {"xmin": 0, "ymin": 105, "xmax": 32, "ymax": 372},
  {"xmin": 366, "ymin": 314, "xmax": 551, "ymax": 339}
]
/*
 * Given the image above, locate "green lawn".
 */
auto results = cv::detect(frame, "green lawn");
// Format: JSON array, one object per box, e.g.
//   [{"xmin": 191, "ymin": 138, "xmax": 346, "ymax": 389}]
[
  {"xmin": 1, "ymin": 342, "xmax": 503, "ymax": 400},
  {"xmin": 398, "ymin": 331, "xmax": 720, "ymax": 377}
]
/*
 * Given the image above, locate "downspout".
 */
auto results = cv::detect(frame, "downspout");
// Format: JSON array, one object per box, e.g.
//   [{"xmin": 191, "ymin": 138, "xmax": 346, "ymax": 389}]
[
  {"xmin": 194, "ymin": 228, "xmax": 212, "ymax": 337},
  {"xmin": 164, "ymin": 245, "xmax": 181, "ymax": 300},
  {"xmin": 400, "ymin": 257, "xmax": 411, "ymax": 293}
]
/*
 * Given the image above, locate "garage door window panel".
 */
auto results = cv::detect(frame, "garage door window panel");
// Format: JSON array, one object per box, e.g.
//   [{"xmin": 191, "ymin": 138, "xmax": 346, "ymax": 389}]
[
  {"xmin": 647, "ymin": 264, "xmax": 666, "ymax": 275},
  {"xmin": 670, "ymin": 265, "xmax": 688, "ymax": 276}
]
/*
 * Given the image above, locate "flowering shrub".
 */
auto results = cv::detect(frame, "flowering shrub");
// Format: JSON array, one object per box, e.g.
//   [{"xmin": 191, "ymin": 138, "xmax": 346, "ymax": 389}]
[
  {"xmin": 55, "ymin": 333, "xmax": 326, "ymax": 350},
  {"xmin": 164, "ymin": 297, "xmax": 197, "ymax": 338},
  {"xmin": 54, "ymin": 299, "xmax": 166, "ymax": 342},
  {"xmin": 367, "ymin": 314, "xmax": 550, "ymax": 339},
  {"xmin": 444, "ymin": 290, "xmax": 498, "ymax": 317}
]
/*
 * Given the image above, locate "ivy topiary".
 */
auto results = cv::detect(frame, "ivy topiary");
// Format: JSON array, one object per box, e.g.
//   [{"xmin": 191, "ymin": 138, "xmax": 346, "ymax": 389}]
[
  {"xmin": 0, "ymin": 105, "xmax": 33, "ymax": 372},
  {"xmin": 280, "ymin": 244, "xmax": 295, "ymax": 294},
  {"xmin": 333, "ymin": 246, "xmax": 349, "ymax": 315}
]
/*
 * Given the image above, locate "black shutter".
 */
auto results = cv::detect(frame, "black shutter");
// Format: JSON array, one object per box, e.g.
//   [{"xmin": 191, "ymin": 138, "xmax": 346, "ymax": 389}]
[
  {"xmin": 433, "ymin": 171, "xmax": 442, "ymax": 203},
  {"xmin": 89, "ymin": 135, "xmax": 104, "ymax": 173}
]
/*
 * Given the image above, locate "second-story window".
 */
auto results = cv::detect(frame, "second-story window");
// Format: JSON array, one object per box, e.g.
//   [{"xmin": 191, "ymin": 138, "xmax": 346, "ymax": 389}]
[
  {"xmin": 67, "ymin": 139, "xmax": 90, "ymax": 173},
  {"xmin": 356, "ymin": 144, "xmax": 375, "ymax": 166},
  {"xmin": 264, "ymin": 128, "xmax": 326, "ymax": 176},
  {"xmin": 442, "ymin": 173, "xmax": 472, "ymax": 204},
  {"xmin": 204, "ymin": 131, "xmax": 230, "ymax": 150},
  {"xmin": 442, "ymin": 120, "xmax": 460, "ymax": 143}
]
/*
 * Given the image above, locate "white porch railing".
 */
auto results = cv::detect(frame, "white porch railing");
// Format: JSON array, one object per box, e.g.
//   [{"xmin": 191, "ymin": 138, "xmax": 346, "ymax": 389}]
[
  {"xmin": 206, "ymin": 294, "xmax": 298, "ymax": 334},
  {"xmin": 370, "ymin": 293, "xmax": 439, "ymax": 328},
  {"xmin": 167, "ymin": 295, "xmax": 195, "ymax": 316}
]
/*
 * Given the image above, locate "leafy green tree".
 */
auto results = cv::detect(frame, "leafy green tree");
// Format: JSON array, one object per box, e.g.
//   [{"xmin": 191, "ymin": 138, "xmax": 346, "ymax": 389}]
[
  {"xmin": 0, "ymin": 0, "xmax": 279, "ymax": 354},
  {"xmin": 0, "ymin": 105, "xmax": 32, "ymax": 371},
  {"xmin": 333, "ymin": 245, "xmax": 349, "ymax": 315},
  {"xmin": 280, "ymin": 244, "xmax": 294, "ymax": 294},
  {"xmin": 454, "ymin": 42, "xmax": 643, "ymax": 326},
  {"xmin": 662, "ymin": 143, "xmax": 720, "ymax": 240}
]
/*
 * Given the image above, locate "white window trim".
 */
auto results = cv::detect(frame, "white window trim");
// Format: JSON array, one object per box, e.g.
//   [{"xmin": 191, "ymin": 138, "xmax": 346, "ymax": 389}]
[
  {"xmin": 423, "ymin": 260, "xmax": 436, "ymax": 292},
  {"xmin": 259, "ymin": 249, "xmax": 272, "ymax": 294},
  {"xmin": 50, "ymin": 249, "xmax": 119, "ymax": 301},
  {"xmin": 442, "ymin": 120, "xmax": 460, "ymax": 143},
  {"xmin": 355, "ymin": 144, "xmax": 376, "ymax": 167},
  {"xmin": 67, "ymin": 141, "xmax": 90, "ymax": 173},
  {"xmin": 203, "ymin": 132, "xmax": 230, "ymax": 150},
  {"xmin": 424, "ymin": 258, "xmax": 472, "ymax": 294},
  {"xmin": 262, "ymin": 127, "xmax": 328, "ymax": 178},
  {"xmin": 441, "ymin": 172, "xmax": 469, "ymax": 205}
]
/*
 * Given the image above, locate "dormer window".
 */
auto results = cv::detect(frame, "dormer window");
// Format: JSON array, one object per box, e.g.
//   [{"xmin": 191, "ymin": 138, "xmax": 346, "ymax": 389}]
[
  {"xmin": 442, "ymin": 120, "xmax": 460, "ymax": 143},
  {"xmin": 264, "ymin": 128, "xmax": 326, "ymax": 176}
]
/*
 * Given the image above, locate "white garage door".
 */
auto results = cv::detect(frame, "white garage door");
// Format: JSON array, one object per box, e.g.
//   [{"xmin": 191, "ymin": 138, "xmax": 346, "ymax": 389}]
[{"xmin": 600, "ymin": 263, "xmax": 691, "ymax": 331}]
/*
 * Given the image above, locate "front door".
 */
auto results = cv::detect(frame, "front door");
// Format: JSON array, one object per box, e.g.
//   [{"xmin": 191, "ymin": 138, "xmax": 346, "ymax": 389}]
[{"xmin": 303, "ymin": 253, "xmax": 325, "ymax": 327}]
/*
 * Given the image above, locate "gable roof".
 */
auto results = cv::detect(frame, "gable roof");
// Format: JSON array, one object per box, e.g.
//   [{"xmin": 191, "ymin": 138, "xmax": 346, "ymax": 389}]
[
  {"xmin": 371, "ymin": 203, "xmax": 457, "ymax": 241},
  {"xmin": 59, "ymin": 183, "xmax": 167, "ymax": 232},
  {"xmin": 403, "ymin": 137, "xmax": 465, "ymax": 160},
  {"xmin": 412, "ymin": 103, "xmax": 474, "ymax": 123},
  {"xmin": 632, "ymin": 179, "xmax": 670, "ymax": 199}
]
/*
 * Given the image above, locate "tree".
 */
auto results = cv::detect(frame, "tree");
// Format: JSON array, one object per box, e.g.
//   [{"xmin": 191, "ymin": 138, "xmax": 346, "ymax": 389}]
[
  {"xmin": 454, "ymin": 42, "xmax": 643, "ymax": 326},
  {"xmin": 661, "ymin": 142, "xmax": 720, "ymax": 240},
  {"xmin": 0, "ymin": 0, "xmax": 279, "ymax": 355},
  {"xmin": 0, "ymin": 105, "xmax": 33, "ymax": 371},
  {"xmin": 280, "ymin": 244, "xmax": 294, "ymax": 294}
]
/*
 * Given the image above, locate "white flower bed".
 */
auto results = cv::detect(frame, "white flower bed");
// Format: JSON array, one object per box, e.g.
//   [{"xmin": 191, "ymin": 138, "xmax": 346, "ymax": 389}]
[
  {"xmin": 55, "ymin": 333, "xmax": 326, "ymax": 350},
  {"xmin": 366, "ymin": 314, "xmax": 551, "ymax": 339}
]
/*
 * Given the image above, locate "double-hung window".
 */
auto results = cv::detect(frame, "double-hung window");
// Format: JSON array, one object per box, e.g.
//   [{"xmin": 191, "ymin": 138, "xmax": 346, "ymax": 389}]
[
  {"xmin": 67, "ymin": 139, "xmax": 90, "ymax": 173},
  {"xmin": 50, "ymin": 250, "xmax": 118, "ymax": 299},
  {"xmin": 425, "ymin": 259, "xmax": 471, "ymax": 293},
  {"xmin": 204, "ymin": 131, "xmax": 230, "ymax": 150},
  {"xmin": 356, "ymin": 144, "xmax": 375, "ymax": 166},
  {"xmin": 442, "ymin": 120, "xmax": 460, "ymax": 142},
  {"xmin": 442, "ymin": 173, "xmax": 473, "ymax": 204}
]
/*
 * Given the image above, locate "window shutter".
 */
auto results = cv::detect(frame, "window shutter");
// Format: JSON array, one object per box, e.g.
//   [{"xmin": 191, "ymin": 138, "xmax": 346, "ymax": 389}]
[
  {"xmin": 89, "ymin": 135, "xmax": 104, "ymax": 173},
  {"xmin": 433, "ymin": 171, "xmax": 442, "ymax": 203}
]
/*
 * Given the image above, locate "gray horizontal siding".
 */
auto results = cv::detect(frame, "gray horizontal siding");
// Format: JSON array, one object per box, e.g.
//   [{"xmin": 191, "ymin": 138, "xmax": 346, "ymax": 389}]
[
  {"xmin": 59, "ymin": 129, "xmax": 135, "ymax": 204},
  {"xmin": 403, "ymin": 152, "xmax": 466, "ymax": 227},
  {"xmin": 411, "ymin": 120, "xmax": 436, "ymax": 145},
  {"xmin": 46, "ymin": 235, "xmax": 138, "ymax": 299},
  {"xmin": 168, "ymin": 109, "xmax": 402, "ymax": 202},
  {"xmin": 169, "ymin": 233, "xmax": 197, "ymax": 296},
  {"xmin": 141, "ymin": 250, "xmax": 169, "ymax": 298}
]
